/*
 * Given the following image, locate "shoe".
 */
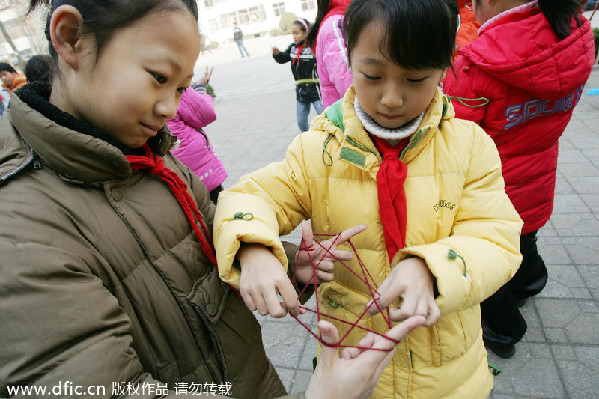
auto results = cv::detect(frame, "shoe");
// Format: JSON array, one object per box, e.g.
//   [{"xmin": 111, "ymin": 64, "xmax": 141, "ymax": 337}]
[{"xmin": 484, "ymin": 340, "xmax": 515, "ymax": 359}]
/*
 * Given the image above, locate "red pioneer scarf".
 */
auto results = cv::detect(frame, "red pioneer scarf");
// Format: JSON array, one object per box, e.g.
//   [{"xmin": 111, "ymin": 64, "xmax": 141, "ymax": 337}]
[
  {"xmin": 371, "ymin": 135, "xmax": 410, "ymax": 263},
  {"xmin": 126, "ymin": 144, "xmax": 217, "ymax": 266}
]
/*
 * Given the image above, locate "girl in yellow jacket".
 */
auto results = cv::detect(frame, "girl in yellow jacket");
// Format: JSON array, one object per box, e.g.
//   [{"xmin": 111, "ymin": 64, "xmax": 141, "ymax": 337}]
[{"xmin": 214, "ymin": 0, "xmax": 523, "ymax": 398}]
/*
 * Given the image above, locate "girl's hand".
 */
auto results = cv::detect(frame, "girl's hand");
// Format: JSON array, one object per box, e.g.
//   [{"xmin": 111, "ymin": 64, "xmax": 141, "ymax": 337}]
[
  {"xmin": 198, "ymin": 66, "xmax": 213, "ymax": 85},
  {"xmin": 272, "ymin": 46, "xmax": 280, "ymax": 55},
  {"xmin": 366, "ymin": 257, "xmax": 440, "ymax": 327},
  {"xmin": 305, "ymin": 316, "xmax": 426, "ymax": 399},
  {"xmin": 295, "ymin": 222, "xmax": 367, "ymax": 285},
  {"xmin": 237, "ymin": 243, "xmax": 301, "ymax": 318}
]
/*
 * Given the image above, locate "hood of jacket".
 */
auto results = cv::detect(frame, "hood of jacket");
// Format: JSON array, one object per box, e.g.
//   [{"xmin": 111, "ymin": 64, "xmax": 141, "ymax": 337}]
[
  {"xmin": 458, "ymin": 4, "xmax": 594, "ymax": 99},
  {"xmin": 0, "ymin": 83, "xmax": 174, "ymax": 184}
]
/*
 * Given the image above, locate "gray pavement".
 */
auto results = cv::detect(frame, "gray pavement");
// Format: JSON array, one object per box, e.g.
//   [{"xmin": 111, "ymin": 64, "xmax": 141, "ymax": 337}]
[{"xmin": 205, "ymin": 50, "xmax": 599, "ymax": 398}]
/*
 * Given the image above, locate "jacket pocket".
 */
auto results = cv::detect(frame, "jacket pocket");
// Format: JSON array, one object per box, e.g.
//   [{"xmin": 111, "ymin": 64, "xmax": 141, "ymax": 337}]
[
  {"xmin": 318, "ymin": 281, "xmax": 373, "ymax": 346},
  {"xmin": 187, "ymin": 266, "xmax": 230, "ymax": 324}
]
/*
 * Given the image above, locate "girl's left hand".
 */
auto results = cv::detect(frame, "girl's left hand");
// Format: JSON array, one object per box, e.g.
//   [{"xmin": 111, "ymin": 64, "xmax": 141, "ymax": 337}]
[
  {"xmin": 365, "ymin": 256, "xmax": 440, "ymax": 327},
  {"xmin": 295, "ymin": 222, "xmax": 367, "ymax": 285}
]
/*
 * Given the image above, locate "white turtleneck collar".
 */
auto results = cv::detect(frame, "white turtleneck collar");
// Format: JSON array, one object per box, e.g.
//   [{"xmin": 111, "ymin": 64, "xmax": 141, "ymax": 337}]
[{"xmin": 354, "ymin": 96, "xmax": 424, "ymax": 145}]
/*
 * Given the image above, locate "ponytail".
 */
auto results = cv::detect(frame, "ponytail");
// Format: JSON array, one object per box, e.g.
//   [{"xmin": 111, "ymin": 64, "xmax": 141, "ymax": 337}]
[
  {"xmin": 538, "ymin": 0, "xmax": 581, "ymax": 40},
  {"xmin": 306, "ymin": 0, "xmax": 331, "ymax": 47}
]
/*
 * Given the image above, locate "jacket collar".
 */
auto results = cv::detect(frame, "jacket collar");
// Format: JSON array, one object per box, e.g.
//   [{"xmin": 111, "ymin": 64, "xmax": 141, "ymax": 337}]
[
  {"xmin": 1, "ymin": 83, "xmax": 174, "ymax": 184},
  {"xmin": 312, "ymin": 85, "xmax": 453, "ymax": 175}
]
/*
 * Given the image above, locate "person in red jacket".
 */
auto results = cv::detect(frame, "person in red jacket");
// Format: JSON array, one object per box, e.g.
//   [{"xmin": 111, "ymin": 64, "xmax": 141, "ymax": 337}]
[
  {"xmin": 456, "ymin": 0, "xmax": 480, "ymax": 50},
  {"xmin": 444, "ymin": 0, "xmax": 594, "ymax": 359}
]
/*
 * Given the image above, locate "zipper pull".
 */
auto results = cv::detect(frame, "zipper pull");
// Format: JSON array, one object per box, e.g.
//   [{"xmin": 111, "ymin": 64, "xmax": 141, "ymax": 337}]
[{"xmin": 33, "ymin": 158, "xmax": 42, "ymax": 169}]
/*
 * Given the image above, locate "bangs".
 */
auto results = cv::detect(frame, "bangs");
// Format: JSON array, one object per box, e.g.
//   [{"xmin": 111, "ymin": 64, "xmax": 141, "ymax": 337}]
[{"xmin": 345, "ymin": 0, "xmax": 458, "ymax": 70}]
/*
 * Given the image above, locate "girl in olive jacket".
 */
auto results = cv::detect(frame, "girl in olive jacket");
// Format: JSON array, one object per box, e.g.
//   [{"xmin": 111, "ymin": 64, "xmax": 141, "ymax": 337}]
[{"xmin": 214, "ymin": 1, "xmax": 523, "ymax": 398}]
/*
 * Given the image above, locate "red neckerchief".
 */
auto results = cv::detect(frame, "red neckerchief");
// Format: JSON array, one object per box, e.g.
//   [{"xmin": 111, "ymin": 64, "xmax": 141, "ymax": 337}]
[
  {"xmin": 126, "ymin": 144, "xmax": 217, "ymax": 266},
  {"xmin": 370, "ymin": 135, "xmax": 410, "ymax": 263},
  {"xmin": 293, "ymin": 43, "xmax": 305, "ymax": 65}
]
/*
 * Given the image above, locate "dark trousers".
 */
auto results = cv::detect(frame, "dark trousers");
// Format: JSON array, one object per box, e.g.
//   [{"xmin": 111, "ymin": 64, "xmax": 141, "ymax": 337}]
[
  {"xmin": 481, "ymin": 230, "xmax": 548, "ymax": 345},
  {"xmin": 209, "ymin": 185, "xmax": 223, "ymax": 204}
]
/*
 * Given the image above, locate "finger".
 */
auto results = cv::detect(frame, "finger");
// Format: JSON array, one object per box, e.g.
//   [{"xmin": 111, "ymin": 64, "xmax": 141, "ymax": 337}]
[
  {"xmin": 315, "ymin": 269, "xmax": 334, "ymax": 283},
  {"xmin": 317, "ymin": 320, "xmax": 341, "ymax": 365},
  {"xmin": 334, "ymin": 224, "xmax": 367, "ymax": 246},
  {"xmin": 241, "ymin": 290, "xmax": 257, "ymax": 312},
  {"xmin": 379, "ymin": 315, "xmax": 426, "ymax": 348},
  {"xmin": 252, "ymin": 292, "xmax": 269, "ymax": 316},
  {"xmin": 387, "ymin": 306, "xmax": 417, "ymax": 322},
  {"xmin": 300, "ymin": 220, "xmax": 315, "ymax": 249},
  {"xmin": 277, "ymin": 279, "xmax": 300, "ymax": 316},
  {"xmin": 325, "ymin": 248, "xmax": 353, "ymax": 262},
  {"xmin": 263, "ymin": 289, "xmax": 288, "ymax": 318},
  {"xmin": 366, "ymin": 282, "xmax": 404, "ymax": 316},
  {"xmin": 425, "ymin": 301, "xmax": 441, "ymax": 326}
]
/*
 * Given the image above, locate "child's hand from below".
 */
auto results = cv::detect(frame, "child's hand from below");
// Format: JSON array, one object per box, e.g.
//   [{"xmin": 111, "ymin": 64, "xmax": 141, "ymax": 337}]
[
  {"xmin": 305, "ymin": 316, "xmax": 426, "ymax": 399},
  {"xmin": 272, "ymin": 46, "xmax": 280, "ymax": 55},
  {"xmin": 366, "ymin": 256, "xmax": 440, "ymax": 326},
  {"xmin": 237, "ymin": 243, "xmax": 301, "ymax": 318},
  {"xmin": 295, "ymin": 221, "xmax": 367, "ymax": 285}
]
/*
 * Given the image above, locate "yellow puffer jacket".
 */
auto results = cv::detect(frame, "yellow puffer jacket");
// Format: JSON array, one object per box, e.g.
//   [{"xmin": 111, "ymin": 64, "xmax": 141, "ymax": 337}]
[{"xmin": 214, "ymin": 86, "xmax": 523, "ymax": 399}]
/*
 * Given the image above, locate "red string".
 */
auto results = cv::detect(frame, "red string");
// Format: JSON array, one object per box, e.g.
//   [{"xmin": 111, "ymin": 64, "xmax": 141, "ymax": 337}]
[
  {"xmin": 126, "ymin": 144, "xmax": 218, "ymax": 266},
  {"xmin": 291, "ymin": 233, "xmax": 399, "ymax": 351}
]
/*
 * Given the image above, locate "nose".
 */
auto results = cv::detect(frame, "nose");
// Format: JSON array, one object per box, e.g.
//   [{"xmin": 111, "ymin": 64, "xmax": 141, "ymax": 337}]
[
  {"xmin": 380, "ymin": 81, "xmax": 403, "ymax": 109},
  {"xmin": 154, "ymin": 92, "xmax": 179, "ymax": 121}
]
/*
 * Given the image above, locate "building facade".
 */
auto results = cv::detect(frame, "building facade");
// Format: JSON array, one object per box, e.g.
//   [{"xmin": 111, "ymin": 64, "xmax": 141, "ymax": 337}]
[
  {"xmin": 198, "ymin": 0, "xmax": 317, "ymax": 45},
  {"xmin": 0, "ymin": 0, "xmax": 47, "ymax": 71}
]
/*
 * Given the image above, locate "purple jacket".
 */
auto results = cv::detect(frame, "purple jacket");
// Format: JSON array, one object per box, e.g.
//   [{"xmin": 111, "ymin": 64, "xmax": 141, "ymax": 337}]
[
  {"xmin": 167, "ymin": 87, "xmax": 227, "ymax": 191},
  {"xmin": 316, "ymin": 15, "xmax": 353, "ymax": 108}
]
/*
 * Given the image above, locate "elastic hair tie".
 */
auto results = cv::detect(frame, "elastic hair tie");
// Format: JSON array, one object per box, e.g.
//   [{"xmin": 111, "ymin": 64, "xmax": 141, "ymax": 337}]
[{"xmin": 296, "ymin": 19, "xmax": 309, "ymax": 32}]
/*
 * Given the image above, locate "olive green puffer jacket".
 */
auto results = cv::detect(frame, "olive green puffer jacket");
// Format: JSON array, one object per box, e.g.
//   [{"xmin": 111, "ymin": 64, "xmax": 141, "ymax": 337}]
[{"xmin": 0, "ymin": 84, "xmax": 300, "ymax": 399}]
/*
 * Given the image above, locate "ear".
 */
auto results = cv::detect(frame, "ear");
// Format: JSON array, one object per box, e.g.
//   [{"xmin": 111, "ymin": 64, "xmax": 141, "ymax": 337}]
[{"xmin": 48, "ymin": 5, "xmax": 85, "ymax": 70}]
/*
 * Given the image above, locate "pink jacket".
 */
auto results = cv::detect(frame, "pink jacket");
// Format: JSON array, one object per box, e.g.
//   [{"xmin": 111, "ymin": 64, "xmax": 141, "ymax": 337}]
[
  {"xmin": 166, "ymin": 87, "xmax": 227, "ymax": 191},
  {"xmin": 444, "ymin": 2, "xmax": 594, "ymax": 234},
  {"xmin": 316, "ymin": 14, "xmax": 353, "ymax": 108}
]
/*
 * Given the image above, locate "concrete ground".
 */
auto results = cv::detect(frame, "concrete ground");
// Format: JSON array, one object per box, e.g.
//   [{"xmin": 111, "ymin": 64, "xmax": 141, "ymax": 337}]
[{"xmin": 202, "ymin": 44, "xmax": 599, "ymax": 398}]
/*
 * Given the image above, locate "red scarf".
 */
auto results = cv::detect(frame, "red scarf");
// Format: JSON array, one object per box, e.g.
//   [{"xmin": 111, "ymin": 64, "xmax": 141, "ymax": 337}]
[
  {"xmin": 371, "ymin": 135, "xmax": 410, "ymax": 264},
  {"xmin": 126, "ymin": 144, "xmax": 218, "ymax": 266}
]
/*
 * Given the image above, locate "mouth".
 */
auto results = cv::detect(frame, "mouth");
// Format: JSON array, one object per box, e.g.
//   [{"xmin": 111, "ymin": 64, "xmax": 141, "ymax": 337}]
[
  {"xmin": 378, "ymin": 113, "xmax": 403, "ymax": 121},
  {"xmin": 140, "ymin": 122, "xmax": 162, "ymax": 136}
]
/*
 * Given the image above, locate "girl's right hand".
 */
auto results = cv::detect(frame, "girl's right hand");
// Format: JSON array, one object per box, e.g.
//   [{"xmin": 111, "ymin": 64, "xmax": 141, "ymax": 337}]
[
  {"xmin": 272, "ymin": 46, "xmax": 280, "ymax": 55},
  {"xmin": 305, "ymin": 317, "xmax": 426, "ymax": 399}
]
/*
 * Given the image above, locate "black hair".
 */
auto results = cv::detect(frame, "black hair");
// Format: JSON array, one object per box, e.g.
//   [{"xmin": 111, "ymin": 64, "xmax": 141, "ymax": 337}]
[
  {"xmin": 25, "ymin": 55, "xmax": 53, "ymax": 83},
  {"xmin": 294, "ymin": 18, "xmax": 311, "ymax": 33},
  {"xmin": 343, "ymin": 0, "xmax": 458, "ymax": 70},
  {"xmin": 306, "ymin": 0, "xmax": 330, "ymax": 47},
  {"xmin": 28, "ymin": 0, "xmax": 198, "ymax": 68},
  {"xmin": 0, "ymin": 62, "xmax": 17, "ymax": 73},
  {"xmin": 538, "ymin": 0, "xmax": 581, "ymax": 40}
]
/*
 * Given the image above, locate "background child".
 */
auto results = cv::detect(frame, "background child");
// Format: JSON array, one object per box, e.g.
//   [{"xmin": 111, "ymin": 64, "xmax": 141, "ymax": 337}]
[
  {"xmin": 272, "ymin": 18, "xmax": 323, "ymax": 133},
  {"xmin": 214, "ymin": 0, "xmax": 523, "ymax": 398},
  {"xmin": 24, "ymin": 54, "xmax": 53, "ymax": 83},
  {"xmin": 443, "ymin": 0, "xmax": 594, "ymax": 359},
  {"xmin": 167, "ymin": 66, "xmax": 228, "ymax": 203},
  {"xmin": 305, "ymin": 0, "xmax": 353, "ymax": 108},
  {"xmin": 0, "ymin": 0, "xmax": 422, "ymax": 397}
]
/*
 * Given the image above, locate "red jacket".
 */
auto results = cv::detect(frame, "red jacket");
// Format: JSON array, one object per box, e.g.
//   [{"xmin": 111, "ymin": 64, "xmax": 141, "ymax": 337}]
[{"xmin": 444, "ymin": 3, "xmax": 594, "ymax": 234}]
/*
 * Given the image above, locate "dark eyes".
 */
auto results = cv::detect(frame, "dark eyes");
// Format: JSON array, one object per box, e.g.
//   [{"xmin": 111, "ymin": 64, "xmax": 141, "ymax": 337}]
[
  {"xmin": 363, "ymin": 73, "xmax": 381, "ymax": 80},
  {"xmin": 152, "ymin": 72, "xmax": 167, "ymax": 84},
  {"xmin": 152, "ymin": 72, "xmax": 186, "ymax": 94}
]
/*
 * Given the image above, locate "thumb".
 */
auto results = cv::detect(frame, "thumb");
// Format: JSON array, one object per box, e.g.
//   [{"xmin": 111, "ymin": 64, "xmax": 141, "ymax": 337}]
[
  {"xmin": 301, "ymin": 220, "xmax": 314, "ymax": 248},
  {"xmin": 317, "ymin": 320, "xmax": 341, "ymax": 364}
]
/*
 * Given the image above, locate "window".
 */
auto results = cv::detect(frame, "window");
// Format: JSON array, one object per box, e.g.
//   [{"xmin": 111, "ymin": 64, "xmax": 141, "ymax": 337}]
[
  {"xmin": 301, "ymin": 0, "xmax": 315, "ymax": 11},
  {"xmin": 249, "ymin": 5, "xmax": 266, "ymax": 23},
  {"xmin": 272, "ymin": 2, "xmax": 285, "ymax": 17},
  {"xmin": 204, "ymin": 0, "xmax": 214, "ymax": 7}
]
